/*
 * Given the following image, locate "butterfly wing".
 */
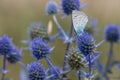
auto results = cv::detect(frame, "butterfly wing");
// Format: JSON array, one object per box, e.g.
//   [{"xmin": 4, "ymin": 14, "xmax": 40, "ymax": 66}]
[
  {"xmin": 47, "ymin": 20, "xmax": 53, "ymax": 35},
  {"xmin": 72, "ymin": 10, "xmax": 88, "ymax": 35}
]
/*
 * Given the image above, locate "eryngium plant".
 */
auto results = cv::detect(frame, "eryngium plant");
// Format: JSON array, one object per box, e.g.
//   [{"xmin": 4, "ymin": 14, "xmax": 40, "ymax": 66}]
[{"xmin": 0, "ymin": 0, "xmax": 120, "ymax": 80}]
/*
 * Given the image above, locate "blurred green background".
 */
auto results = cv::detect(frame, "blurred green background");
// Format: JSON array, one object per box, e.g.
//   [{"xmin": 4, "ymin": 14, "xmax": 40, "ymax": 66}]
[{"xmin": 0, "ymin": 0, "xmax": 120, "ymax": 80}]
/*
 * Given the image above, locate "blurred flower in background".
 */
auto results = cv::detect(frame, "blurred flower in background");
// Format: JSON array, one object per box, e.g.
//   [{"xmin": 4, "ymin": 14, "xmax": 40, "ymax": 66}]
[
  {"xmin": 46, "ymin": 0, "xmax": 58, "ymax": 15},
  {"xmin": 104, "ymin": 24, "xmax": 120, "ymax": 43}
]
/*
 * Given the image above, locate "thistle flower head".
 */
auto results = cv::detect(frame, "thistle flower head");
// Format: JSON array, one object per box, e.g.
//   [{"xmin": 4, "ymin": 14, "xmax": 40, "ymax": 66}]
[
  {"xmin": 28, "ymin": 22, "xmax": 49, "ymax": 41},
  {"xmin": 0, "ymin": 35, "xmax": 14, "ymax": 55},
  {"xmin": 67, "ymin": 48, "xmax": 86, "ymax": 70},
  {"xmin": 61, "ymin": 0, "xmax": 80, "ymax": 15},
  {"xmin": 77, "ymin": 32, "xmax": 96, "ymax": 56},
  {"xmin": 6, "ymin": 46, "xmax": 21, "ymax": 64},
  {"xmin": 104, "ymin": 24, "xmax": 120, "ymax": 42},
  {"xmin": 46, "ymin": 0, "xmax": 58, "ymax": 15},
  {"xmin": 30, "ymin": 37, "xmax": 50, "ymax": 60},
  {"xmin": 27, "ymin": 62, "xmax": 46, "ymax": 80}
]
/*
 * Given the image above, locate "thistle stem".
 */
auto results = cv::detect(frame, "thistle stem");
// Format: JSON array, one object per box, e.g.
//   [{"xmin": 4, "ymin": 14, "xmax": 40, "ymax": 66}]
[
  {"xmin": 50, "ymin": 32, "xmax": 60, "ymax": 40},
  {"xmin": 18, "ymin": 61, "xmax": 27, "ymax": 69},
  {"xmin": 104, "ymin": 42, "xmax": 113, "ymax": 80},
  {"xmin": 88, "ymin": 54, "xmax": 92, "ymax": 76},
  {"xmin": 106, "ymin": 42, "xmax": 113, "ymax": 68},
  {"xmin": 78, "ymin": 71, "xmax": 81, "ymax": 80},
  {"xmin": 53, "ymin": 15, "xmax": 69, "ymax": 40},
  {"xmin": 45, "ymin": 55, "xmax": 60, "ymax": 78},
  {"xmin": 1, "ymin": 54, "xmax": 7, "ymax": 80},
  {"xmin": 62, "ymin": 15, "xmax": 73, "ymax": 78}
]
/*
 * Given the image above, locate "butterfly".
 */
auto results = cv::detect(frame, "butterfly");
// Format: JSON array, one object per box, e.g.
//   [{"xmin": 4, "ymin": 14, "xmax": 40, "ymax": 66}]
[{"xmin": 72, "ymin": 10, "xmax": 88, "ymax": 35}]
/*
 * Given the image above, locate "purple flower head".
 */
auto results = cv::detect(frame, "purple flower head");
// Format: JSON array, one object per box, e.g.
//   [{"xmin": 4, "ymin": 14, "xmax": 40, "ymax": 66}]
[
  {"xmin": 104, "ymin": 24, "xmax": 120, "ymax": 42},
  {"xmin": 27, "ymin": 62, "xmax": 46, "ymax": 80},
  {"xmin": 30, "ymin": 37, "xmax": 50, "ymax": 60},
  {"xmin": 46, "ymin": 0, "xmax": 58, "ymax": 15},
  {"xmin": 6, "ymin": 46, "xmax": 21, "ymax": 64},
  {"xmin": 61, "ymin": 0, "xmax": 80, "ymax": 15},
  {"xmin": 0, "ymin": 35, "xmax": 14, "ymax": 55},
  {"xmin": 77, "ymin": 32, "xmax": 96, "ymax": 56}
]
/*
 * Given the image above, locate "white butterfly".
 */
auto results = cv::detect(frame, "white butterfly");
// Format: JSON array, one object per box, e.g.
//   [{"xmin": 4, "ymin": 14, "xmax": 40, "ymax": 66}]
[{"xmin": 72, "ymin": 10, "xmax": 88, "ymax": 35}]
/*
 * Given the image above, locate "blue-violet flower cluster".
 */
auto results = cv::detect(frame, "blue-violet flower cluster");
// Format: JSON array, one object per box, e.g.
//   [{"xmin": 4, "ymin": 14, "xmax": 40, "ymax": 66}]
[
  {"xmin": 61, "ymin": 0, "xmax": 80, "ymax": 15},
  {"xmin": 0, "ymin": 35, "xmax": 14, "ymax": 55},
  {"xmin": 27, "ymin": 62, "xmax": 46, "ymax": 80},
  {"xmin": 30, "ymin": 37, "xmax": 50, "ymax": 60},
  {"xmin": 77, "ymin": 32, "xmax": 96, "ymax": 56},
  {"xmin": 104, "ymin": 24, "xmax": 120, "ymax": 42}
]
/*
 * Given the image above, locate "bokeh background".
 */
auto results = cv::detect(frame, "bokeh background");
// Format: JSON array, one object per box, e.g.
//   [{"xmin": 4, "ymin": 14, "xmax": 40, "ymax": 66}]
[{"xmin": 0, "ymin": 0, "xmax": 120, "ymax": 80}]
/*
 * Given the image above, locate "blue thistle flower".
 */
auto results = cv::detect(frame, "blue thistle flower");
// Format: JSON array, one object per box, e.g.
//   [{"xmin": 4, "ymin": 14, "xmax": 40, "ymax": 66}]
[
  {"xmin": 77, "ymin": 32, "xmax": 96, "ymax": 56},
  {"xmin": 6, "ymin": 46, "xmax": 21, "ymax": 64},
  {"xmin": 27, "ymin": 62, "xmax": 46, "ymax": 80},
  {"xmin": 30, "ymin": 37, "xmax": 50, "ymax": 60},
  {"xmin": 104, "ymin": 24, "xmax": 120, "ymax": 42},
  {"xmin": 61, "ymin": 0, "xmax": 80, "ymax": 15},
  {"xmin": 0, "ymin": 35, "xmax": 14, "ymax": 55},
  {"xmin": 46, "ymin": 0, "xmax": 58, "ymax": 15}
]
